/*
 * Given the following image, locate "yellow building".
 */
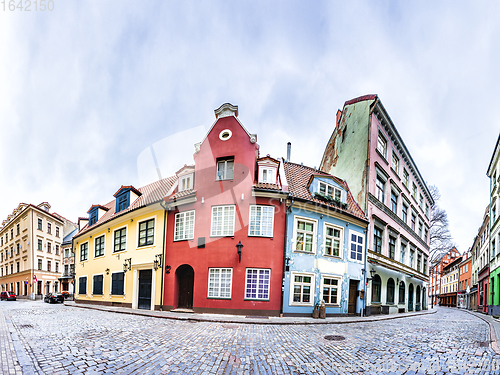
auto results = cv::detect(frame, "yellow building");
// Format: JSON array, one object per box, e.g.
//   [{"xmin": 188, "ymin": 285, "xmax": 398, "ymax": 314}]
[
  {"xmin": 73, "ymin": 178, "xmax": 175, "ymax": 310},
  {"xmin": 0, "ymin": 202, "xmax": 77, "ymax": 298}
]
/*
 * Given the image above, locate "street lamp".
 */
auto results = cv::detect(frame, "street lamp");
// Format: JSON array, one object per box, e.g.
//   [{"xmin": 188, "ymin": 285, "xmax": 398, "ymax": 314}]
[
  {"xmin": 236, "ymin": 241, "xmax": 243, "ymax": 263},
  {"xmin": 123, "ymin": 258, "xmax": 132, "ymax": 273}
]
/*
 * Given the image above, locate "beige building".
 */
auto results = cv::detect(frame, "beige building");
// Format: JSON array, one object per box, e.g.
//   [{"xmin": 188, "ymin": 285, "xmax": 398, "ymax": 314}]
[{"xmin": 0, "ymin": 202, "xmax": 77, "ymax": 298}]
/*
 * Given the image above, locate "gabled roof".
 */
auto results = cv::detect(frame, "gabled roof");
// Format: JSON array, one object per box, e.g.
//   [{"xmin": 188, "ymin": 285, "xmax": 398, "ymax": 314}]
[
  {"xmin": 257, "ymin": 155, "xmax": 280, "ymax": 164},
  {"xmin": 75, "ymin": 176, "xmax": 177, "ymax": 238},
  {"xmin": 113, "ymin": 185, "xmax": 142, "ymax": 198},
  {"xmin": 86, "ymin": 205, "xmax": 110, "ymax": 214},
  {"xmin": 62, "ymin": 228, "xmax": 79, "ymax": 244},
  {"xmin": 284, "ymin": 162, "xmax": 367, "ymax": 222}
]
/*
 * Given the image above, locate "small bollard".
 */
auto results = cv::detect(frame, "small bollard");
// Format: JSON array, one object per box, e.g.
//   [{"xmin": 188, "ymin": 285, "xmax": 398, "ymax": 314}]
[
  {"xmin": 312, "ymin": 303, "xmax": 320, "ymax": 319},
  {"xmin": 319, "ymin": 300, "xmax": 326, "ymax": 319}
]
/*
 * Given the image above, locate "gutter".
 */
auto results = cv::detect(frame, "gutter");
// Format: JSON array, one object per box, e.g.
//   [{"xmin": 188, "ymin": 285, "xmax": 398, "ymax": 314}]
[
  {"xmin": 280, "ymin": 198, "xmax": 292, "ymax": 316},
  {"xmin": 159, "ymin": 200, "xmax": 168, "ymax": 310}
]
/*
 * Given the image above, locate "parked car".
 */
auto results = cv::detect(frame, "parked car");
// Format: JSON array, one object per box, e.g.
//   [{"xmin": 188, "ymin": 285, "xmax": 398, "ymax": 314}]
[
  {"xmin": 44, "ymin": 293, "xmax": 64, "ymax": 304},
  {"xmin": 0, "ymin": 291, "xmax": 16, "ymax": 301}
]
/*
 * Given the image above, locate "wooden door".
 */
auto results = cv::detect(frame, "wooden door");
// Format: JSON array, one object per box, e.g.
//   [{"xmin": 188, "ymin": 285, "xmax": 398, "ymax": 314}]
[{"xmin": 348, "ymin": 280, "xmax": 358, "ymax": 314}]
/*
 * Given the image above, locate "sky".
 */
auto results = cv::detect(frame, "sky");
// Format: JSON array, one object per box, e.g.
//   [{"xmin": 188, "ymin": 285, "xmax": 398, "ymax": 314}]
[{"xmin": 0, "ymin": 1, "xmax": 499, "ymax": 254}]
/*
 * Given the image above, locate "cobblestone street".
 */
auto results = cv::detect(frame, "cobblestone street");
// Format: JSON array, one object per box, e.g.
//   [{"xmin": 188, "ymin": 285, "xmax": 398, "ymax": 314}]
[{"xmin": 0, "ymin": 301, "xmax": 498, "ymax": 374}]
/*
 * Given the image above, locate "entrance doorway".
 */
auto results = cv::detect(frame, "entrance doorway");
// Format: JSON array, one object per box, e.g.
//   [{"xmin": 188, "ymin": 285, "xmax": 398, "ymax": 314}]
[
  {"xmin": 176, "ymin": 265, "xmax": 194, "ymax": 309},
  {"xmin": 138, "ymin": 270, "xmax": 152, "ymax": 310},
  {"xmin": 348, "ymin": 280, "xmax": 358, "ymax": 315},
  {"xmin": 408, "ymin": 284, "xmax": 414, "ymax": 311}
]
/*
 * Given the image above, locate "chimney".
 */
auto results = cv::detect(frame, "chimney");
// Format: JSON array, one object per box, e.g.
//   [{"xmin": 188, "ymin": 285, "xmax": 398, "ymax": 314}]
[
  {"xmin": 286, "ymin": 142, "xmax": 291, "ymax": 162},
  {"xmin": 336, "ymin": 109, "xmax": 342, "ymax": 128}
]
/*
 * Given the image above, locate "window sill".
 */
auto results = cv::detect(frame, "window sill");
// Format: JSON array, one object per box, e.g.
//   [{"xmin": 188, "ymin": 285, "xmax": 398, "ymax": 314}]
[
  {"xmin": 293, "ymin": 250, "xmax": 316, "ymax": 255},
  {"xmin": 244, "ymin": 298, "xmax": 269, "ymax": 302},
  {"xmin": 248, "ymin": 235, "xmax": 274, "ymax": 239},
  {"xmin": 173, "ymin": 238, "xmax": 194, "ymax": 242},
  {"xmin": 136, "ymin": 244, "xmax": 155, "ymax": 250},
  {"xmin": 209, "ymin": 235, "xmax": 234, "ymax": 238},
  {"xmin": 206, "ymin": 297, "xmax": 231, "ymax": 300},
  {"xmin": 323, "ymin": 254, "xmax": 342, "ymax": 259},
  {"xmin": 375, "ymin": 149, "xmax": 389, "ymax": 165},
  {"xmin": 289, "ymin": 303, "xmax": 314, "ymax": 307},
  {"xmin": 113, "ymin": 250, "xmax": 126, "ymax": 254}
]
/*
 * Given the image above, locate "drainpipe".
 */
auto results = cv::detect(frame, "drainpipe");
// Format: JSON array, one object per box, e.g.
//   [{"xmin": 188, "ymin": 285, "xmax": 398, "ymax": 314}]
[
  {"xmin": 159, "ymin": 200, "xmax": 168, "ymax": 311},
  {"xmin": 362, "ymin": 228, "xmax": 368, "ymax": 317},
  {"xmin": 280, "ymin": 198, "xmax": 292, "ymax": 317}
]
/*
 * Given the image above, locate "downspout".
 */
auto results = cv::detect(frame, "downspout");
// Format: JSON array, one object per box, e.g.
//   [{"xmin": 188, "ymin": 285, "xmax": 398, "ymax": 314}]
[
  {"xmin": 280, "ymin": 197, "xmax": 292, "ymax": 317},
  {"xmin": 489, "ymin": 178, "xmax": 492, "ymax": 313},
  {"xmin": 362, "ymin": 228, "xmax": 368, "ymax": 317},
  {"xmin": 159, "ymin": 200, "xmax": 168, "ymax": 311},
  {"xmin": 31, "ymin": 209, "xmax": 34, "ymax": 299}
]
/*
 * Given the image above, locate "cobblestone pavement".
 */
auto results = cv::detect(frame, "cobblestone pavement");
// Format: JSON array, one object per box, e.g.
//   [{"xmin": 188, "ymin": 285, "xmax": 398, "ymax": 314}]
[{"xmin": 1, "ymin": 301, "xmax": 499, "ymax": 374}]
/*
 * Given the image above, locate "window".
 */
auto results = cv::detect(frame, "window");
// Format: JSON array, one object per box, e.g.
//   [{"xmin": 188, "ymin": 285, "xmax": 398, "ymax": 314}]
[
  {"xmin": 47, "ymin": 243, "xmax": 51, "ymax": 253},
  {"xmin": 37, "ymin": 219, "xmax": 42, "ymax": 230},
  {"xmin": 80, "ymin": 243, "xmax": 88, "ymax": 262},
  {"xmin": 291, "ymin": 273, "xmax": 313, "ymax": 304},
  {"xmin": 216, "ymin": 158, "xmax": 234, "ymax": 180},
  {"xmin": 373, "ymin": 227, "xmax": 382, "ymax": 254},
  {"xmin": 261, "ymin": 169, "xmax": 274, "ymax": 183},
  {"xmin": 117, "ymin": 194, "xmax": 128, "ymax": 212},
  {"xmin": 412, "ymin": 183, "xmax": 417, "ymax": 199},
  {"xmin": 245, "ymin": 269, "xmax": 270, "ymax": 300},
  {"xmin": 56, "ymin": 227, "xmax": 59, "ymax": 237},
  {"xmin": 349, "ymin": 231, "xmax": 363, "ymax": 262},
  {"xmin": 324, "ymin": 225, "xmax": 342, "ymax": 257},
  {"xmin": 16, "ymin": 243, "xmax": 19, "ymax": 255},
  {"xmin": 391, "ymin": 152, "xmax": 399, "ymax": 173},
  {"xmin": 294, "ymin": 218, "xmax": 316, "ymax": 253},
  {"xmin": 111, "ymin": 272, "xmax": 125, "ymax": 295},
  {"xmin": 466, "ymin": 264, "xmax": 468, "ymax": 272},
  {"xmin": 38, "ymin": 259, "xmax": 42, "ymax": 270},
  {"xmin": 387, "ymin": 278, "xmax": 395, "ymax": 304},
  {"xmin": 55, "ymin": 245, "xmax": 59, "ymax": 255},
  {"xmin": 417, "ymin": 253, "xmax": 422, "ymax": 272},
  {"xmin": 419, "ymin": 194, "xmax": 424, "ymax": 210},
  {"xmin": 377, "ymin": 132, "xmax": 387, "ymax": 158},
  {"xmin": 37, "ymin": 239, "xmax": 42, "ymax": 251},
  {"xmin": 179, "ymin": 174, "xmax": 193, "ymax": 191},
  {"xmin": 16, "ymin": 262, "xmax": 19, "ymax": 273},
  {"xmin": 95, "ymin": 235, "xmax": 105, "ymax": 257},
  {"xmin": 249, "ymin": 206, "xmax": 274, "ymax": 237},
  {"xmin": 138, "ymin": 219, "xmax": 155, "ymax": 246},
  {"xmin": 175, "ymin": 211, "xmax": 195, "ymax": 241},
  {"xmin": 398, "ymin": 281, "xmax": 405, "ymax": 304},
  {"xmin": 211, "ymin": 206, "xmax": 235, "ymax": 237},
  {"xmin": 93, "ymin": 275, "xmax": 103, "ymax": 295},
  {"xmin": 375, "ymin": 176, "xmax": 385, "ymax": 203},
  {"xmin": 322, "ymin": 277, "xmax": 340, "ymax": 305},
  {"xmin": 55, "ymin": 262, "xmax": 58, "ymax": 273},
  {"xmin": 371, "ymin": 275, "xmax": 381, "ymax": 303},
  {"xmin": 208, "ymin": 268, "xmax": 232, "ymax": 299},
  {"xmin": 390, "ymin": 191, "xmax": 398, "ymax": 214},
  {"xmin": 47, "ymin": 261, "xmax": 51, "ymax": 272},
  {"xmin": 418, "ymin": 221, "xmax": 423, "ymax": 238},
  {"xmin": 79, "ymin": 277, "xmax": 87, "ymax": 295},
  {"xmin": 319, "ymin": 181, "xmax": 341, "ymax": 200},
  {"xmin": 400, "ymin": 243, "xmax": 406, "ymax": 264},
  {"xmin": 47, "ymin": 223, "xmax": 52, "ymax": 234},
  {"xmin": 89, "ymin": 210, "xmax": 98, "ymax": 226},
  {"xmin": 410, "ymin": 249, "xmax": 415, "ymax": 268},
  {"xmin": 114, "ymin": 228, "xmax": 127, "ymax": 252},
  {"xmin": 388, "ymin": 236, "xmax": 396, "ymax": 259},
  {"xmin": 16, "ymin": 224, "xmax": 19, "ymax": 236},
  {"xmin": 425, "ymin": 203, "xmax": 429, "ymax": 218},
  {"xmin": 493, "ymin": 240, "xmax": 496, "ymax": 258},
  {"xmin": 411, "ymin": 214, "xmax": 416, "ymax": 231}
]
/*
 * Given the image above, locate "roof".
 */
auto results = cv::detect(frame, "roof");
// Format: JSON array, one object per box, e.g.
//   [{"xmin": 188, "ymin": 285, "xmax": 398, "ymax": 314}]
[
  {"xmin": 168, "ymin": 189, "xmax": 196, "ymax": 201},
  {"xmin": 344, "ymin": 94, "xmax": 377, "ymax": 106},
  {"xmin": 113, "ymin": 185, "xmax": 142, "ymax": 198},
  {"xmin": 86, "ymin": 205, "xmax": 110, "ymax": 214},
  {"xmin": 62, "ymin": 228, "xmax": 79, "ymax": 244},
  {"xmin": 75, "ymin": 176, "xmax": 176, "ymax": 238},
  {"xmin": 254, "ymin": 182, "xmax": 281, "ymax": 191},
  {"xmin": 283, "ymin": 162, "xmax": 367, "ymax": 221}
]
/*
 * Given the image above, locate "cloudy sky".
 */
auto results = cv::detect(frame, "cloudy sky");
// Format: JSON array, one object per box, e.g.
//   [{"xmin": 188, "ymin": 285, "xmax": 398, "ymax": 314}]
[{"xmin": 0, "ymin": 1, "xmax": 498, "ymax": 253}]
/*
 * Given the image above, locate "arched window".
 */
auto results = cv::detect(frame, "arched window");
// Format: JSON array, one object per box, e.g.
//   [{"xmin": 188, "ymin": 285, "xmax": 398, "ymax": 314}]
[
  {"xmin": 387, "ymin": 278, "xmax": 395, "ymax": 304},
  {"xmin": 371, "ymin": 274, "xmax": 382, "ymax": 303},
  {"xmin": 399, "ymin": 281, "xmax": 405, "ymax": 304},
  {"xmin": 416, "ymin": 285, "xmax": 421, "ymax": 304}
]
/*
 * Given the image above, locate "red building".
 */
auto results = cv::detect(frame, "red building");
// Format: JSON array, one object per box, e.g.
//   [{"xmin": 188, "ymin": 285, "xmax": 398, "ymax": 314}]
[{"xmin": 162, "ymin": 103, "xmax": 287, "ymax": 316}]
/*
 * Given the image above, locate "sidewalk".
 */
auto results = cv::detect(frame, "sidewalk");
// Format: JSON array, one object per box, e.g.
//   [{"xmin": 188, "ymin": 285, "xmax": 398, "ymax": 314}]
[
  {"xmin": 465, "ymin": 309, "xmax": 500, "ymax": 355},
  {"xmin": 65, "ymin": 300, "xmax": 436, "ymax": 325}
]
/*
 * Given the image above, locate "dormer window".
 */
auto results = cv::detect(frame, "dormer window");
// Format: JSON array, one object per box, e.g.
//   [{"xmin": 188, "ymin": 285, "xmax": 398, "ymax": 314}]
[
  {"xmin": 216, "ymin": 158, "xmax": 234, "ymax": 180},
  {"xmin": 179, "ymin": 174, "xmax": 193, "ymax": 192},
  {"xmin": 89, "ymin": 209, "xmax": 98, "ymax": 226},
  {"xmin": 319, "ymin": 181, "xmax": 341, "ymax": 201},
  {"xmin": 117, "ymin": 194, "xmax": 128, "ymax": 212},
  {"xmin": 113, "ymin": 186, "xmax": 141, "ymax": 213}
]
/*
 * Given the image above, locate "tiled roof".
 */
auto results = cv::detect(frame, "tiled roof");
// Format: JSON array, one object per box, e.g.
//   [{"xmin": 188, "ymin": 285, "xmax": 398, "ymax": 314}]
[
  {"xmin": 254, "ymin": 182, "xmax": 282, "ymax": 191},
  {"xmin": 283, "ymin": 162, "xmax": 367, "ymax": 221},
  {"xmin": 169, "ymin": 189, "xmax": 196, "ymax": 201},
  {"xmin": 75, "ymin": 176, "xmax": 176, "ymax": 238},
  {"xmin": 344, "ymin": 94, "xmax": 377, "ymax": 107}
]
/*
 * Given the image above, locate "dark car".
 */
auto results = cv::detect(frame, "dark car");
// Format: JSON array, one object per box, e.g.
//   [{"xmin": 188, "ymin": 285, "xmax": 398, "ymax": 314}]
[
  {"xmin": 0, "ymin": 291, "xmax": 16, "ymax": 301},
  {"xmin": 44, "ymin": 293, "xmax": 64, "ymax": 304}
]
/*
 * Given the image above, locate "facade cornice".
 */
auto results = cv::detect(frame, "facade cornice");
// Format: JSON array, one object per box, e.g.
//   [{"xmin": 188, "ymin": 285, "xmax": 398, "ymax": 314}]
[{"xmin": 367, "ymin": 250, "xmax": 428, "ymax": 282}]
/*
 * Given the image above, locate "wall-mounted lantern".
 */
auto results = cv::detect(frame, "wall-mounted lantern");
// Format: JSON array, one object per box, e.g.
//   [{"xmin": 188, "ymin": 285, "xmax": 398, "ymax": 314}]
[
  {"xmin": 236, "ymin": 241, "xmax": 243, "ymax": 263},
  {"xmin": 153, "ymin": 254, "xmax": 162, "ymax": 271},
  {"xmin": 123, "ymin": 258, "xmax": 132, "ymax": 273}
]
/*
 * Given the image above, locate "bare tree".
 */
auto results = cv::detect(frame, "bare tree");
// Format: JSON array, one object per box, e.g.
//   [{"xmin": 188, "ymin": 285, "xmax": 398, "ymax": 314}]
[{"xmin": 428, "ymin": 185, "xmax": 454, "ymax": 262}]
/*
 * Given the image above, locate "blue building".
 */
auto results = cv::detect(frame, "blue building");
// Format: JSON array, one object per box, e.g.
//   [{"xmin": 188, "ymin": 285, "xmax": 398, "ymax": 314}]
[{"xmin": 282, "ymin": 162, "xmax": 369, "ymax": 316}]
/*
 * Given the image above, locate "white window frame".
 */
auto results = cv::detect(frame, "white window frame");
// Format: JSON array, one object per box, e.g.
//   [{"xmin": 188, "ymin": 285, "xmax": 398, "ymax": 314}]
[
  {"xmin": 211, "ymin": 205, "xmax": 235, "ymax": 237},
  {"xmin": 174, "ymin": 210, "xmax": 195, "ymax": 241},
  {"xmin": 179, "ymin": 174, "xmax": 193, "ymax": 192},
  {"xmin": 321, "ymin": 274, "xmax": 342, "ymax": 306},
  {"xmin": 216, "ymin": 159, "xmax": 234, "ymax": 181},
  {"xmin": 319, "ymin": 181, "xmax": 342, "ymax": 200},
  {"xmin": 112, "ymin": 225, "xmax": 127, "ymax": 253},
  {"xmin": 290, "ymin": 272, "xmax": 315, "ymax": 306},
  {"xmin": 259, "ymin": 168, "xmax": 276, "ymax": 184},
  {"xmin": 244, "ymin": 268, "xmax": 271, "ymax": 300},
  {"xmin": 248, "ymin": 206, "xmax": 274, "ymax": 237},
  {"xmin": 207, "ymin": 268, "xmax": 232, "ymax": 299},
  {"xmin": 348, "ymin": 230, "xmax": 364, "ymax": 263},
  {"xmin": 292, "ymin": 216, "xmax": 318, "ymax": 254},
  {"xmin": 391, "ymin": 152, "xmax": 399, "ymax": 174},
  {"xmin": 136, "ymin": 215, "xmax": 157, "ymax": 248},
  {"xmin": 375, "ymin": 175, "xmax": 385, "ymax": 203},
  {"xmin": 377, "ymin": 131, "xmax": 387, "ymax": 159},
  {"xmin": 94, "ymin": 234, "xmax": 106, "ymax": 258},
  {"xmin": 323, "ymin": 223, "xmax": 343, "ymax": 258},
  {"xmin": 400, "ymin": 242, "xmax": 407, "ymax": 265},
  {"xmin": 403, "ymin": 168, "xmax": 409, "ymax": 188}
]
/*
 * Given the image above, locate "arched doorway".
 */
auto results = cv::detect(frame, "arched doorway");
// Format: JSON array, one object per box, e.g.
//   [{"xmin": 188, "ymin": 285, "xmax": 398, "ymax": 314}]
[
  {"xmin": 408, "ymin": 284, "xmax": 414, "ymax": 311},
  {"xmin": 176, "ymin": 265, "xmax": 194, "ymax": 309},
  {"xmin": 422, "ymin": 287, "xmax": 427, "ymax": 310},
  {"xmin": 416, "ymin": 285, "xmax": 421, "ymax": 311},
  {"xmin": 371, "ymin": 275, "xmax": 382, "ymax": 303},
  {"xmin": 399, "ymin": 281, "xmax": 406, "ymax": 307},
  {"xmin": 387, "ymin": 278, "xmax": 395, "ymax": 304}
]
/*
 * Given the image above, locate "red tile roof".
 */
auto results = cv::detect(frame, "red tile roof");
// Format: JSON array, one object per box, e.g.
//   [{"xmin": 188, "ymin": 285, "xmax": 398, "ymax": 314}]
[
  {"xmin": 344, "ymin": 94, "xmax": 377, "ymax": 107},
  {"xmin": 75, "ymin": 176, "xmax": 176, "ymax": 238},
  {"xmin": 168, "ymin": 189, "xmax": 196, "ymax": 201},
  {"xmin": 113, "ymin": 185, "xmax": 142, "ymax": 198},
  {"xmin": 283, "ymin": 162, "xmax": 367, "ymax": 221},
  {"xmin": 254, "ymin": 182, "xmax": 282, "ymax": 191}
]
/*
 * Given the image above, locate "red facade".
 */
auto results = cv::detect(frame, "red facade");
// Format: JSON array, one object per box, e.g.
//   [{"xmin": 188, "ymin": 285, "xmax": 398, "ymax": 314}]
[{"xmin": 162, "ymin": 105, "xmax": 286, "ymax": 316}]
